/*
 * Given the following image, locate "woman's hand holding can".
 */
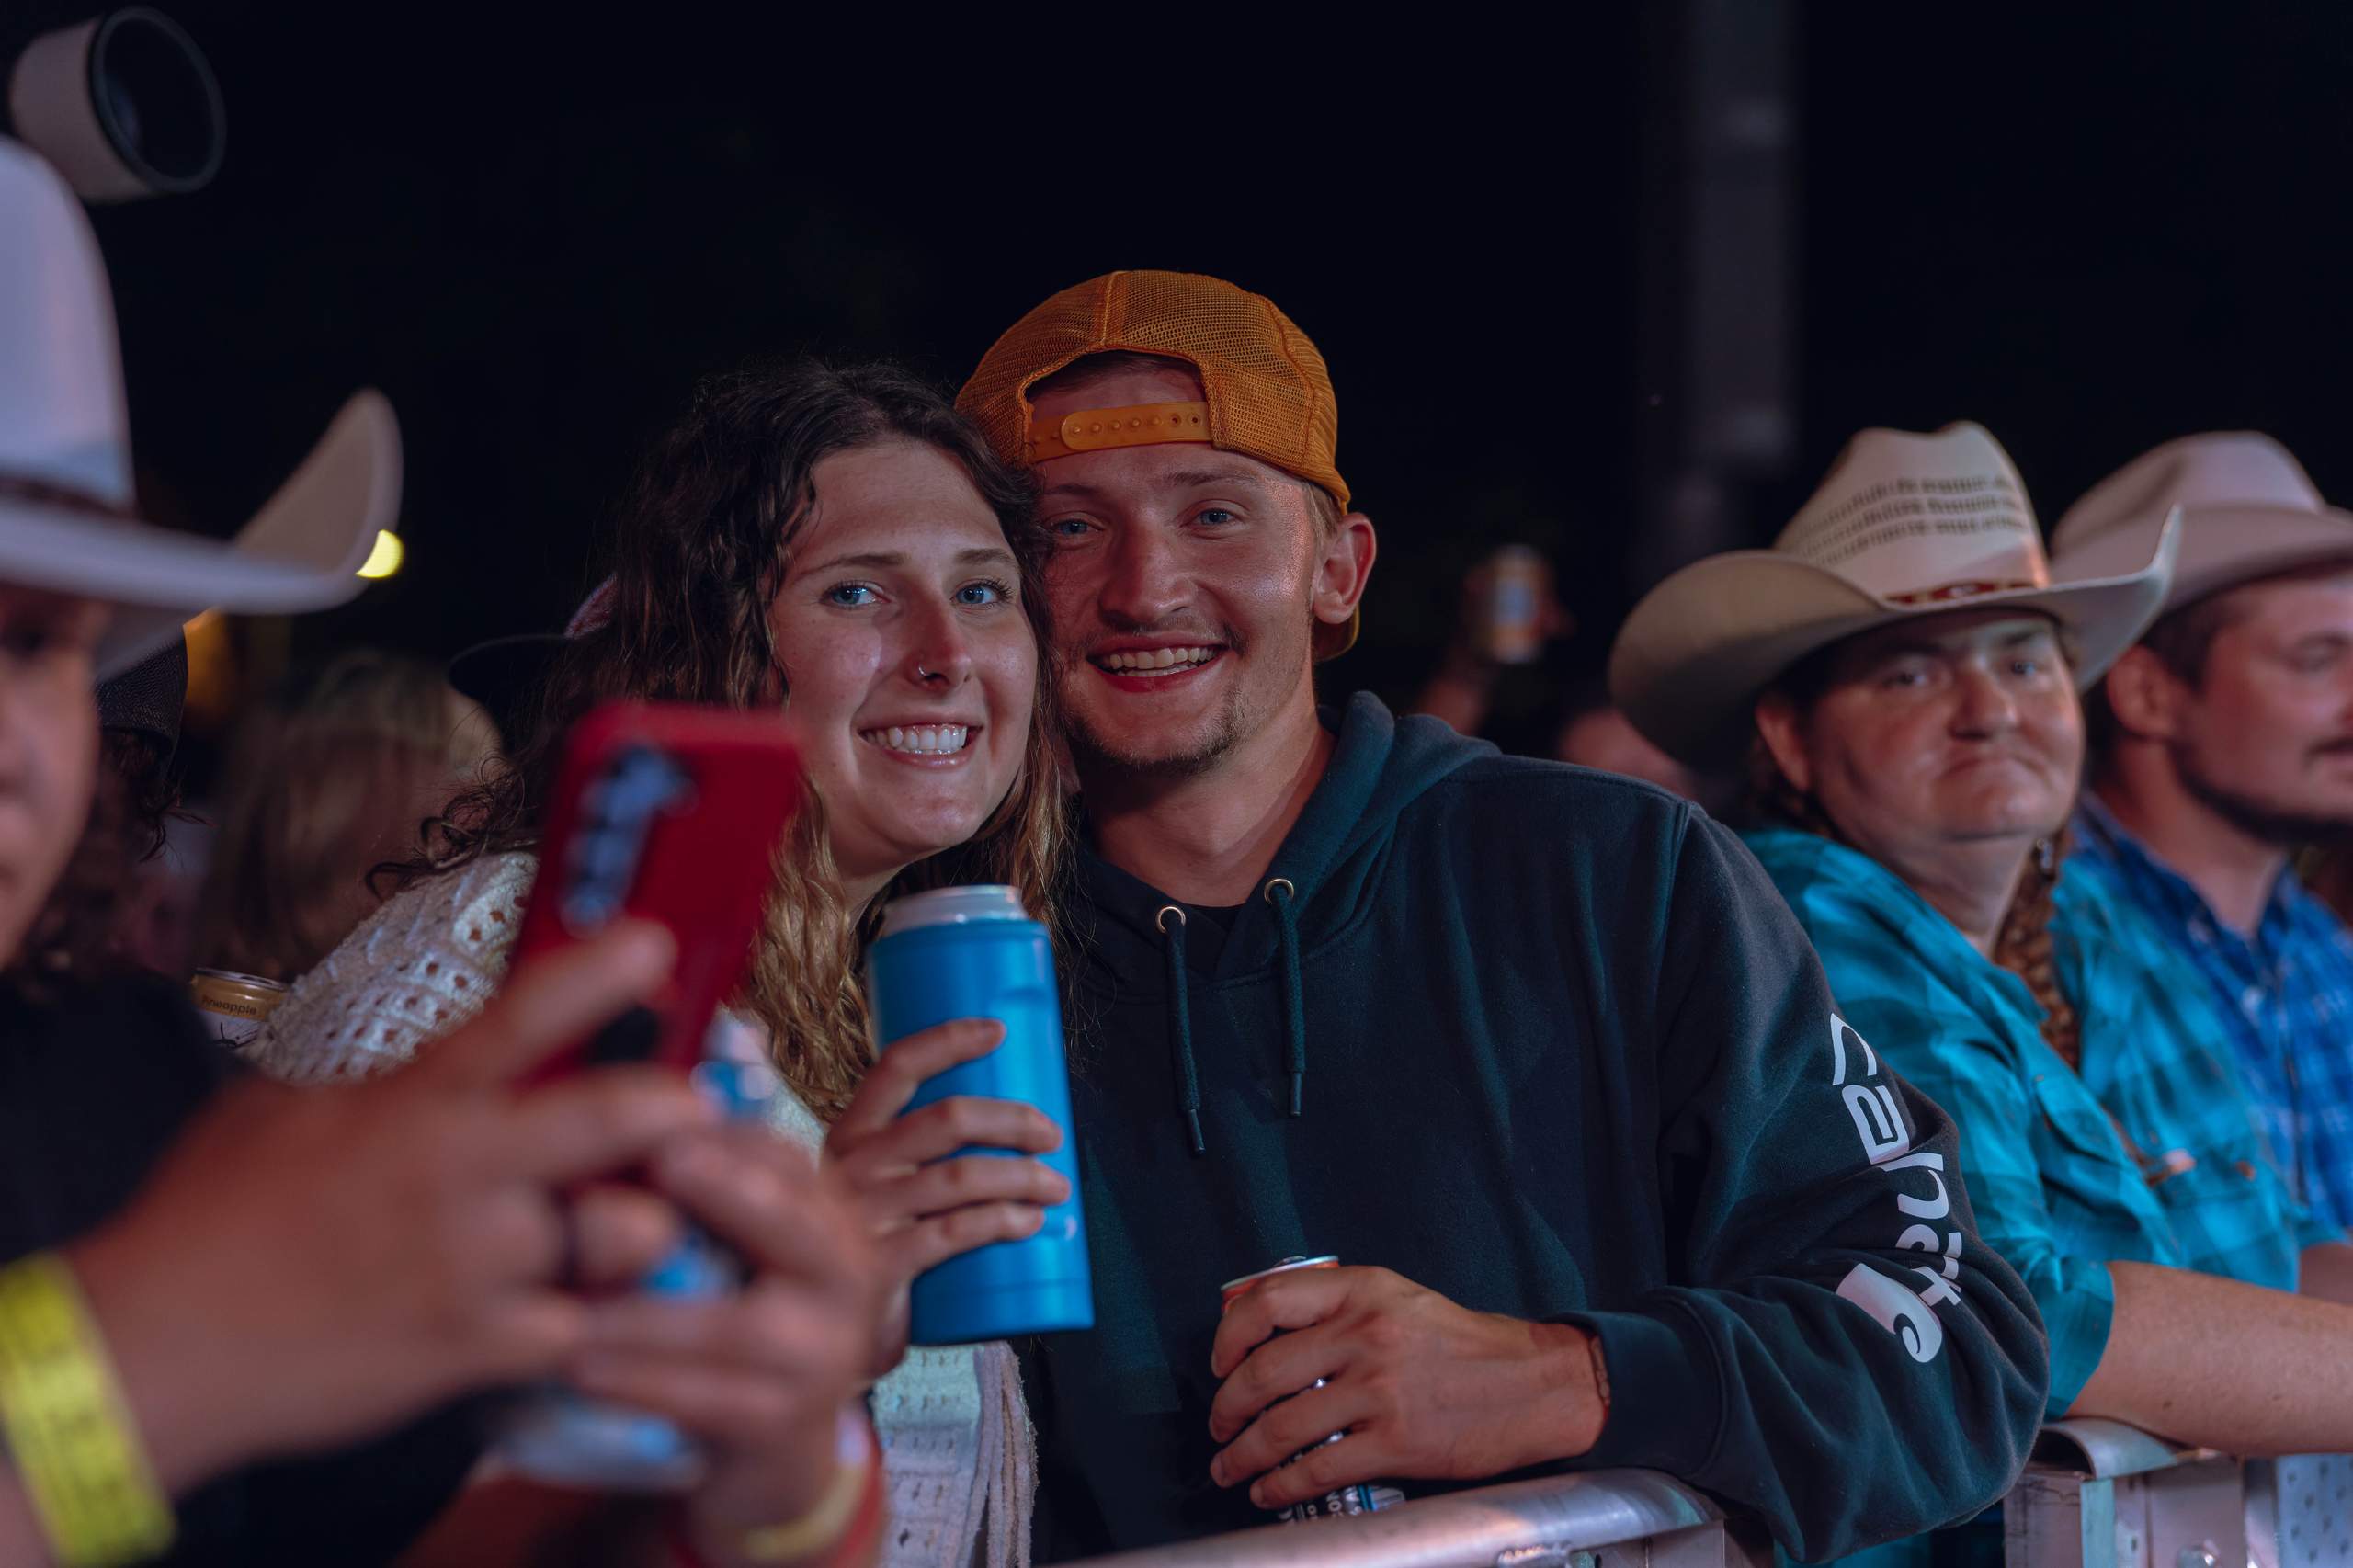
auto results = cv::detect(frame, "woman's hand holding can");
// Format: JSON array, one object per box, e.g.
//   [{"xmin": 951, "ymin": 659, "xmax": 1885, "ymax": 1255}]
[{"xmin": 824, "ymin": 1017, "xmax": 1070, "ymax": 1376}]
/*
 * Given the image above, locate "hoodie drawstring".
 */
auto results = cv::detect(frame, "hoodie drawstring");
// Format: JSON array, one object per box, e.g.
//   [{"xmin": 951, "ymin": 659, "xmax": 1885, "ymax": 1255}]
[
  {"xmin": 1156, "ymin": 905, "xmax": 1206, "ymax": 1155},
  {"xmin": 1262, "ymin": 879, "xmax": 1307, "ymax": 1118},
  {"xmin": 1154, "ymin": 883, "xmax": 1309, "ymax": 1152}
]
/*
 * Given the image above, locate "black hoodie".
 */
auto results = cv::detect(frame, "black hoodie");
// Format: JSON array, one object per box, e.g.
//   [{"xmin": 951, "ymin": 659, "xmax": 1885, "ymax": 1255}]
[{"xmin": 1019, "ymin": 694, "xmax": 2048, "ymax": 1562}]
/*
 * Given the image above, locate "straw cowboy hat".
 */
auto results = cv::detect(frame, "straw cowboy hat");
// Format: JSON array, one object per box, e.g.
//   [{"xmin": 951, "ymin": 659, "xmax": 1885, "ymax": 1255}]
[
  {"xmin": 2051, "ymin": 432, "xmax": 2353, "ymax": 615},
  {"xmin": 0, "ymin": 136, "xmax": 395, "ymax": 678},
  {"xmin": 1610, "ymin": 422, "xmax": 2180, "ymax": 769}
]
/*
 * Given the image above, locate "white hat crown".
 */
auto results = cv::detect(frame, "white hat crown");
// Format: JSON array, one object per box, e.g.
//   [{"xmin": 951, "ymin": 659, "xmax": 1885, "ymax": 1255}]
[
  {"xmin": 1608, "ymin": 419, "xmax": 2179, "ymax": 769},
  {"xmin": 0, "ymin": 139, "xmax": 131, "ymax": 506},
  {"xmin": 2051, "ymin": 432, "xmax": 2353, "ymax": 612},
  {"xmin": 2055, "ymin": 433, "xmax": 2325, "ymax": 554},
  {"xmin": 1774, "ymin": 422, "xmax": 2052, "ymax": 606}
]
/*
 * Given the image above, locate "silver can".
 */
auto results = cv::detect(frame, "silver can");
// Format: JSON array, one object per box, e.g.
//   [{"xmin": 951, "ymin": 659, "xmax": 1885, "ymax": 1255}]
[{"xmin": 188, "ymin": 968, "xmax": 287, "ymax": 1052}]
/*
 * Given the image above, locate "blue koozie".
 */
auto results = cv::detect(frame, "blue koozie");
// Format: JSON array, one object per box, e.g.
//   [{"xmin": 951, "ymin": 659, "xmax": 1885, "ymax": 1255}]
[{"xmin": 868, "ymin": 885, "xmax": 1092, "ymax": 1345}]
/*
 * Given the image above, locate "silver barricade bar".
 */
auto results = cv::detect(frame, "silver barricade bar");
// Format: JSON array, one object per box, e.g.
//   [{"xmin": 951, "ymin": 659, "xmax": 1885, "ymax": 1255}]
[
  {"xmin": 1063, "ymin": 1429, "xmax": 2338, "ymax": 1568},
  {"xmin": 1063, "ymin": 1471, "xmax": 1761, "ymax": 1568},
  {"xmin": 2005, "ymin": 1419, "xmax": 2281, "ymax": 1568}
]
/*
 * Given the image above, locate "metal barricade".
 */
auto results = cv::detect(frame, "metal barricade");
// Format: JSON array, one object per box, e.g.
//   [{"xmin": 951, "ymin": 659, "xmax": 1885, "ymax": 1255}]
[
  {"xmin": 1061, "ymin": 1430, "xmax": 2347, "ymax": 1568},
  {"xmin": 2004, "ymin": 1418, "xmax": 2279, "ymax": 1568},
  {"xmin": 1063, "ymin": 1471, "xmax": 1766, "ymax": 1568}
]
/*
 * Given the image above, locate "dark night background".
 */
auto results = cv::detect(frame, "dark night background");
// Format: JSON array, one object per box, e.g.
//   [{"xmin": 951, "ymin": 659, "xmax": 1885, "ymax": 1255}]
[{"xmin": 12, "ymin": 4, "xmax": 2353, "ymax": 755}]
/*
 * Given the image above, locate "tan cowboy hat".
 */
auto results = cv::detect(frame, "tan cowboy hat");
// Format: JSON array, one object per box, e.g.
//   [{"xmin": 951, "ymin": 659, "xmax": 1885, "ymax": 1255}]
[
  {"xmin": 1609, "ymin": 422, "xmax": 2180, "ymax": 769},
  {"xmin": 2051, "ymin": 432, "xmax": 2353, "ymax": 614},
  {"xmin": 0, "ymin": 137, "xmax": 394, "ymax": 678}
]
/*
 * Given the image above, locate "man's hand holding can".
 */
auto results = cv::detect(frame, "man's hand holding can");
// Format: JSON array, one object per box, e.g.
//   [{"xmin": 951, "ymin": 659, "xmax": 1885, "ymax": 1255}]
[{"xmin": 1206, "ymin": 1263, "xmax": 1610, "ymax": 1512}]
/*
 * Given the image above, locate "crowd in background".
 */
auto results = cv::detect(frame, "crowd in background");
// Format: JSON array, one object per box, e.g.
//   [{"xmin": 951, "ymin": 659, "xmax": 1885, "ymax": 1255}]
[{"xmin": 17, "ymin": 103, "xmax": 2353, "ymax": 1568}]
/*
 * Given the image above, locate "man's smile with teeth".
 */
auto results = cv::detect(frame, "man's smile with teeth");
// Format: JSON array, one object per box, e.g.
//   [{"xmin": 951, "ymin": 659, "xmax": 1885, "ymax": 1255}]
[
  {"xmin": 1094, "ymin": 646, "xmax": 1219, "ymax": 673},
  {"xmin": 860, "ymin": 723, "xmax": 972, "ymax": 755}
]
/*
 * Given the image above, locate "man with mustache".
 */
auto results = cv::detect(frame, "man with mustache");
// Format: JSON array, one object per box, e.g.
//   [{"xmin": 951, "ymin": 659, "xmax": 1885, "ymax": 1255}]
[
  {"xmin": 955, "ymin": 272, "xmax": 2047, "ymax": 1562},
  {"xmin": 2053, "ymin": 435, "xmax": 2353, "ymax": 1233}
]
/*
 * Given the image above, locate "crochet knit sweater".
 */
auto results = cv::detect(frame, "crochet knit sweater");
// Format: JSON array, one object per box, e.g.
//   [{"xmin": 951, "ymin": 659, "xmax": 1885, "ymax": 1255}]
[{"xmin": 251, "ymin": 853, "xmax": 1033, "ymax": 1568}]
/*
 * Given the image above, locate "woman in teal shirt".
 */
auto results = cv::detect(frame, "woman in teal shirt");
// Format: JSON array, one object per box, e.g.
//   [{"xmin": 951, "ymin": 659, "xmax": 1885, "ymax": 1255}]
[{"xmin": 1611, "ymin": 423, "xmax": 2353, "ymax": 1522}]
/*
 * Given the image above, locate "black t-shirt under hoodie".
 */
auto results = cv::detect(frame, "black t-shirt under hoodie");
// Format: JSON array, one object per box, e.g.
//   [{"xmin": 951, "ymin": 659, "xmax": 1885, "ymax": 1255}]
[{"xmin": 0, "ymin": 971, "xmax": 482, "ymax": 1566}]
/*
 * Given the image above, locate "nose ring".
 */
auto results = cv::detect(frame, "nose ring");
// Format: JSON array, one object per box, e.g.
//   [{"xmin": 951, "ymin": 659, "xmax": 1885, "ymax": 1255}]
[{"xmin": 915, "ymin": 663, "xmax": 938, "ymax": 682}]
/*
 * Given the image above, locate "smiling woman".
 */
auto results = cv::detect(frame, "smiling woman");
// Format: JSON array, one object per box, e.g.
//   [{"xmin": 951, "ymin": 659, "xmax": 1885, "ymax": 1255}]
[
  {"xmin": 770, "ymin": 453, "xmax": 1040, "ymax": 894},
  {"xmin": 249, "ymin": 360, "xmax": 1072, "ymax": 1568},
  {"xmin": 407, "ymin": 366, "xmax": 1065, "ymax": 1114}
]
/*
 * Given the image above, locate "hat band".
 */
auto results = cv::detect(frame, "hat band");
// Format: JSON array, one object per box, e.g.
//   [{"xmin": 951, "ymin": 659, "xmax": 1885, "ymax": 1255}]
[
  {"xmin": 1025, "ymin": 402, "xmax": 1211, "ymax": 463},
  {"xmin": 0, "ymin": 472, "xmax": 137, "ymax": 522},
  {"xmin": 1881, "ymin": 576, "xmax": 2044, "ymax": 607}
]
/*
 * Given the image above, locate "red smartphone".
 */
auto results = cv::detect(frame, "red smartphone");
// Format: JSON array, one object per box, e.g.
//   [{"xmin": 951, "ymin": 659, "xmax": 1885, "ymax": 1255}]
[{"xmin": 513, "ymin": 700, "xmax": 804, "ymax": 1081}]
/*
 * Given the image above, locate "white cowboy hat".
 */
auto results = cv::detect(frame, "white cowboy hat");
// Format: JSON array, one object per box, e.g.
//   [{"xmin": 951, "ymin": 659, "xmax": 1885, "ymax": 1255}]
[
  {"xmin": 0, "ymin": 136, "xmax": 394, "ymax": 678},
  {"xmin": 1609, "ymin": 421, "xmax": 2180, "ymax": 769},
  {"xmin": 2050, "ymin": 432, "xmax": 2353, "ymax": 615}
]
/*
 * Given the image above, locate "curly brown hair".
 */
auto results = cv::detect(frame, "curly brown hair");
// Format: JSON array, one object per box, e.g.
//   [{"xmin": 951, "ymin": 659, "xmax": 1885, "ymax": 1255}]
[
  {"xmin": 2, "ymin": 733, "xmax": 156, "ymax": 996},
  {"xmin": 414, "ymin": 360, "xmax": 1069, "ymax": 1119}
]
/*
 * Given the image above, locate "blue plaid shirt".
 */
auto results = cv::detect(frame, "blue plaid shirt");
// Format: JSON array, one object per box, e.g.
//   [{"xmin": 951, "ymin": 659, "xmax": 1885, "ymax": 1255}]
[
  {"xmin": 1749, "ymin": 827, "xmax": 2330, "ymax": 1418},
  {"xmin": 2071, "ymin": 795, "xmax": 2353, "ymax": 1233}
]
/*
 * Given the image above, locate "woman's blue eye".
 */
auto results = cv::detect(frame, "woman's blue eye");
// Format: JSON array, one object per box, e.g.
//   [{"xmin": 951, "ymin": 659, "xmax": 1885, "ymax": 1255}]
[
  {"xmin": 955, "ymin": 580, "xmax": 1008, "ymax": 607},
  {"xmin": 825, "ymin": 584, "xmax": 879, "ymax": 608}
]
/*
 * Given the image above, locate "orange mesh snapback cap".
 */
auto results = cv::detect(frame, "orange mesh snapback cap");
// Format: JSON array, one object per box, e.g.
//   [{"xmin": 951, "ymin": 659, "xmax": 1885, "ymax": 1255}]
[{"xmin": 958, "ymin": 269, "xmax": 1358, "ymax": 657}]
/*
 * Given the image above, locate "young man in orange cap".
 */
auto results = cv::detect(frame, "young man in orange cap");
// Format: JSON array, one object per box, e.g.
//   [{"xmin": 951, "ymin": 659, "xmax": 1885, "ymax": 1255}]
[{"xmin": 956, "ymin": 272, "xmax": 2048, "ymax": 1561}]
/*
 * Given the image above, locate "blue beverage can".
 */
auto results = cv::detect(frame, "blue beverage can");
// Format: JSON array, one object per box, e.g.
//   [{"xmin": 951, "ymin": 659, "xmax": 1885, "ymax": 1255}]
[{"xmin": 868, "ymin": 885, "xmax": 1092, "ymax": 1345}]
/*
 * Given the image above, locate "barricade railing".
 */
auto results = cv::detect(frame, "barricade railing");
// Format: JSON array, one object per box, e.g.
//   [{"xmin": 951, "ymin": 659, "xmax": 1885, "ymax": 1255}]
[
  {"xmin": 2004, "ymin": 1418, "xmax": 2279, "ymax": 1568},
  {"xmin": 1063, "ymin": 1470, "xmax": 1765, "ymax": 1568},
  {"xmin": 1063, "ymin": 1428, "xmax": 2340, "ymax": 1568}
]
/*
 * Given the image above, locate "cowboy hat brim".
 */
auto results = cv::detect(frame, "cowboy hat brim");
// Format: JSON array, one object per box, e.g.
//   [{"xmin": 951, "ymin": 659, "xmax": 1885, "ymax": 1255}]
[
  {"xmin": 1611, "ymin": 511, "xmax": 2181, "ymax": 771},
  {"xmin": 0, "ymin": 391, "xmax": 399, "ymax": 678},
  {"xmin": 2054, "ymin": 501, "xmax": 2353, "ymax": 616}
]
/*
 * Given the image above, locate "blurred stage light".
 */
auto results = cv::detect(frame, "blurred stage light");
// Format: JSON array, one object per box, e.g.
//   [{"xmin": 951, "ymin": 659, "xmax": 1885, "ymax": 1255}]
[
  {"xmin": 358, "ymin": 529, "xmax": 404, "ymax": 579},
  {"xmin": 178, "ymin": 608, "xmax": 233, "ymax": 732}
]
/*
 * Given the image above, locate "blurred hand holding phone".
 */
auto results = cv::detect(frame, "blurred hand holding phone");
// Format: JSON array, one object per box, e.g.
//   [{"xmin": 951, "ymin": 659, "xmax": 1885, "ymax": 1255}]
[{"xmin": 494, "ymin": 701, "xmax": 804, "ymax": 1491}]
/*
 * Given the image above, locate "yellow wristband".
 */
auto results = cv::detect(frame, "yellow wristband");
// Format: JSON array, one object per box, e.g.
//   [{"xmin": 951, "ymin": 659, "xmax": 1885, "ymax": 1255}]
[
  {"xmin": 0, "ymin": 1253, "xmax": 175, "ymax": 1567},
  {"xmin": 734, "ymin": 1407, "xmax": 875, "ymax": 1563}
]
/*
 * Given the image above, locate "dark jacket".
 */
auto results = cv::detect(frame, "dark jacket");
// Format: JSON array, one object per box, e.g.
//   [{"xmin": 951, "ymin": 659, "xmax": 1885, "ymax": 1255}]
[
  {"xmin": 0, "ymin": 974, "xmax": 482, "ymax": 1565},
  {"xmin": 1020, "ymin": 694, "xmax": 2048, "ymax": 1562}
]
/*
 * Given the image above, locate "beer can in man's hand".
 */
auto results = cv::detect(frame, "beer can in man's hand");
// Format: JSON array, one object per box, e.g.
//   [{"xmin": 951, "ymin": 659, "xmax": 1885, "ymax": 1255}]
[
  {"xmin": 189, "ymin": 969, "xmax": 287, "ymax": 1052},
  {"xmin": 1218, "ymin": 1256, "xmax": 1406, "ymax": 1523}
]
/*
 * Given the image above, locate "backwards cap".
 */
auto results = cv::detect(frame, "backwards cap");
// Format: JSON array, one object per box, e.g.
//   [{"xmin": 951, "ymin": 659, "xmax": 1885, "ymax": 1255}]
[{"xmin": 958, "ymin": 270, "xmax": 1357, "ymax": 657}]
